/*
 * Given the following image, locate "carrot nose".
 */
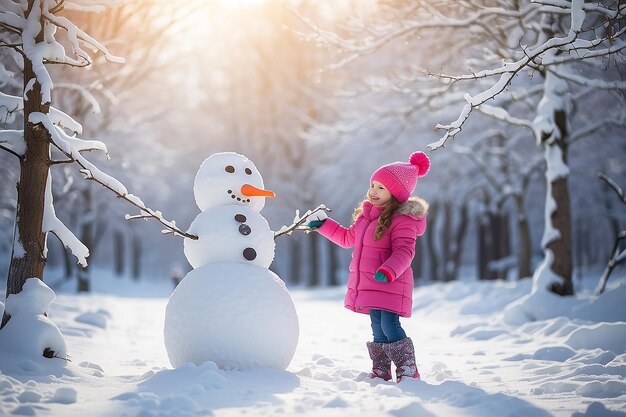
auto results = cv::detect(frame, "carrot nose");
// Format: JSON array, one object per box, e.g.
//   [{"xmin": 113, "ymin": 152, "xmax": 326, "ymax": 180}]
[{"xmin": 241, "ymin": 184, "xmax": 275, "ymax": 198}]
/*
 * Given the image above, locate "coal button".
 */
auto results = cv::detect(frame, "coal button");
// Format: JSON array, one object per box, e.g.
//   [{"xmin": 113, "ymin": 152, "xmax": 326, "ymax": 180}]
[
  {"xmin": 239, "ymin": 224, "xmax": 251, "ymax": 235},
  {"xmin": 243, "ymin": 247, "xmax": 257, "ymax": 261}
]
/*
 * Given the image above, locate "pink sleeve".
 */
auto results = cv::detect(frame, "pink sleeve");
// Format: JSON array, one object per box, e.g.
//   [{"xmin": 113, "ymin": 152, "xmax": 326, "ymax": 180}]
[
  {"xmin": 380, "ymin": 216, "xmax": 426, "ymax": 281},
  {"xmin": 316, "ymin": 217, "xmax": 357, "ymax": 249}
]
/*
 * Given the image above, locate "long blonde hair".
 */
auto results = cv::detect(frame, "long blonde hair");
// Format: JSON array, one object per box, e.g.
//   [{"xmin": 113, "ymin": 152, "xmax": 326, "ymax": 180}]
[{"xmin": 353, "ymin": 197, "xmax": 402, "ymax": 240}]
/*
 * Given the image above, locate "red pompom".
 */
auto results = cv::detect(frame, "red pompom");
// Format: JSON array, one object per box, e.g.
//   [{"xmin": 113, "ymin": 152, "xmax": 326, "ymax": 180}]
[{"xmin": 409, "ymin": 151, "xmax": 430, "ymax": 177}]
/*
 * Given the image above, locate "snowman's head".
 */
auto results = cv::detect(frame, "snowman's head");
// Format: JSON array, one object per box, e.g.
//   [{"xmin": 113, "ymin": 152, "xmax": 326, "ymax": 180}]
[{"xmin": 194, "ymin": 152, "xmax": 274, "ymax": 212}]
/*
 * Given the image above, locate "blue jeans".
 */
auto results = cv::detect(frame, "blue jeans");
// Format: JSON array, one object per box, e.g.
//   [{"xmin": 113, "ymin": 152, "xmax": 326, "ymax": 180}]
[{"xmin": 370, "ymin": 309, "xmax": 407, "ymax": 343}]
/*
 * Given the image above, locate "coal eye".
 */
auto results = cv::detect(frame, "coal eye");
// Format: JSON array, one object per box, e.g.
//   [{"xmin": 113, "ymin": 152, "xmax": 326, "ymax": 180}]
[
  {"xmin": 245, "ymin": 168, "xmax": 252, "ymax": 175},
  {"xmin": 225, "ymin": 165, "xmax": 235, "ymax": 173}
]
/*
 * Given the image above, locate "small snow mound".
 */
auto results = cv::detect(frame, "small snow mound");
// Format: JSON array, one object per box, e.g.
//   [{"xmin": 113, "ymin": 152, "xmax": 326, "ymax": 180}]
[
  {"xmin": 374, "ymin": 384, "xmax": 402, "ymax": 397},
  {"xmin": 323, "ymin": 395, "xmax": 348, "ymax": 408},
  {"xmin": 11, "ymin": 405, "xmax": 38, "ymax": 416},
  {"xmin": 315, "ymin": 357, "xmax": 334, "ymax": 366},
  {"xmin": 573, "ymin": 402, "xmax": 626, "ymax": 417},
  {"xmin": 158, "ymin": 395, "xmax": 198, "ymax": 412},
  {"xmin": 49, "ymin": 387, "xmax": 77, "ymax": 404},
  {"xmin": 532, "ymin": 346, "xmax": 576, "ymax": 362},
  {"xmin": 390, "ymin": 402, "xmax": 432, "ymax": 417},
  {"xmin": 576, "ymin": 380, "xmax": 626, "ymax": 398},
  {"xmin": 75, "ymin": 311, "xmax": 108, "ymax": 329},
  {"xmin": 78, "ymin": 361, "xmax": 104, "ymax": 372},
  {"xmin": 336, "ymin": 380, "xmax": 358, "ymax": 391},
  {"xmin": 18, "ymin": 390, "xmax": 42, "ymax": 403},
  {"xmin": 0, "ymin": 278, "xmax": 67, "ymax": 360},
  {"xmin": 565, "ymin": 322, "xmax": 626, "ymax": 353}
]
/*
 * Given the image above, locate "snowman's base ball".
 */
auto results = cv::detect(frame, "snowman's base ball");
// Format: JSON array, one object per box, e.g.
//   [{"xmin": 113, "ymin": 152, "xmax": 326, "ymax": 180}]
[{"xmin": 164, "ymin": 262, "xmax": 299, "ymax": 370}]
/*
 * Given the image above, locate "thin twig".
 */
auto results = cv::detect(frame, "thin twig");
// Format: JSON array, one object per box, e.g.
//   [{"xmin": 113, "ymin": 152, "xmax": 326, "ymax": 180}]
[
  {"xmin": 274, "ymin": 205, "xmax": 332, "ymax": 239},
  {"xmin": 598, "ymin": 173, "xmax": 626, "ymax": 204}
]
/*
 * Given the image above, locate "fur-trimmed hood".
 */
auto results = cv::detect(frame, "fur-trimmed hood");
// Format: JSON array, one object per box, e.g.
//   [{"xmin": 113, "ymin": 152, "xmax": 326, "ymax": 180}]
[
  {"xmin": 354, "ymin": 197, "xmax": 428, "ymax": 221},
  {"xmin": 397, "ymin": 196, "xmax": 428, "ymax": 217}
]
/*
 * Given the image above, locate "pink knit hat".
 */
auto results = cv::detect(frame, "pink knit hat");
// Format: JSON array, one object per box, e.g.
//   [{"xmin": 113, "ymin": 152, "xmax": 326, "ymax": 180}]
[{"xmin": 370, "ymin": 151, "xmax": 430, "ymax": 203}]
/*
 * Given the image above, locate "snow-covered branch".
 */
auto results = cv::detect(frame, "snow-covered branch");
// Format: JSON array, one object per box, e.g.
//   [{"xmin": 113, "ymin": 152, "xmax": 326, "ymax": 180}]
[
  {"xmin": 30, "ymin": 112, "xmax": 198, "ymax": 241},
  {"xmin": 63, "ymin": 0, "xmax": 125, "ymax": 13},
  {"xmin": 274, "ymin": 205, "xmax": 332, "ymax": 239},
  {"xmin": 477, "ymin": 103, "xmax": 538, "ymax": 135},
  {"xmin": 42, "ymin": 175, "xmax": 89, "ymax": 266},
  {"xmin": 594, "ymin": 171, "xmax": 625, "ymax": 295},
  {"xmin": 0, "ymin": 129, "xmax": 26, "ymax": 157},
  {"xmin": 533, "ymin": 0, "xmax": 626, "ymax": 18},
  {"xmin": 289, "ymin": 2, "xmax": 548, "ymax": 70},
  {"xmin": 548, "ymin": 68, "xmax": 626, "ymax": 91},
  {"xmin": 570, "ymin": 116, "xmax": 626, "ymax": 145},
  {"xmin": 42, "ymin": 10, "xmax": 125, "ymax": 66},
  {"xmin": 598, "ymin": 173, "xmax": 626, "ymax": 205},
  {"xmin": 427, "ymin": 1, "xmax": 592, "ymax": 149}
]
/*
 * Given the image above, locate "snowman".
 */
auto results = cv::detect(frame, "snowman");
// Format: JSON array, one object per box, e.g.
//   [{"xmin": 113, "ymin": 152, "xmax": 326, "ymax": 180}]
[{"xmin": 164, "ymin": 152, "xmax": 299, "ymax": 371}]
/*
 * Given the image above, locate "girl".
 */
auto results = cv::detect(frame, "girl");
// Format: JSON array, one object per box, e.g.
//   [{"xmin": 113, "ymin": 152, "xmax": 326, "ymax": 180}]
[{"xmin": 308, "ymin": 151, "xmax": 430, "ymax": 382}]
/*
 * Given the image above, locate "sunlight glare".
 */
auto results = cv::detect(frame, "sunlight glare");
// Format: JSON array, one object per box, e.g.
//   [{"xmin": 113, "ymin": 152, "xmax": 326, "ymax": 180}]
[{"xmin": 218, "ymin": 0, "xmax": 266, "ymax": 10}]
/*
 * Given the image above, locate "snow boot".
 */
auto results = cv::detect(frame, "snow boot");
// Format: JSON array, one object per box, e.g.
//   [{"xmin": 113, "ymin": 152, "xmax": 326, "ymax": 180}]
[
  {"xmin": 366, "ymin": 341, "xmax": 392, "ymax": 381},
  {"xmin": 383, "ymin": 337, "xmax": 420, "ymax": 382}
]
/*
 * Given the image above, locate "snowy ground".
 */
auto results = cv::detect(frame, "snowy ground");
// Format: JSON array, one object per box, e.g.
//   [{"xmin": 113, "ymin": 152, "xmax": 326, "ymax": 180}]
[{"xmin": 0, "ymin": 268, "xmax": 625, "ymax": 417}]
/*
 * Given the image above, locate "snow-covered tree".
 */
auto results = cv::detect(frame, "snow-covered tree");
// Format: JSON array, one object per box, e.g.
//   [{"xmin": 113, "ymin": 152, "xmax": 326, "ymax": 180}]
[
  {"xmin": 454, "ymin": 132, "xmax": 544, "ymax": 279},
  {"xmin": 296, "ymin": 0, "xmax": 626, "ymax": 295},
  {"xmin": 0, "ymin": 0, "xmax": 194, "ymax": 327}
]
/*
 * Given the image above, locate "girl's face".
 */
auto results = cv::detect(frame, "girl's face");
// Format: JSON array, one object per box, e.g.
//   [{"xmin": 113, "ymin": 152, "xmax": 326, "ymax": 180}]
[{"xmin": 368, "ymin": 181, "xmax": 392, "ymax": 206}]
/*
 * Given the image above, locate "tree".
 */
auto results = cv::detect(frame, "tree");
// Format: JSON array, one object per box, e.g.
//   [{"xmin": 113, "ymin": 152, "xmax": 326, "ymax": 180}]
[
  {"xmin": 295, "ymin": 0, "xmax": 626, "ymax": 295},
  {"xmin": 0, "ymin": 0, "xmax": 193, "ymax": 328},
  {"xmin": 454, "ymin": 131, "xmax": 544, "ymax": 279},
  {"xmin": 595, "ymin": 173, "xmax": 626, "ymax": 295}
]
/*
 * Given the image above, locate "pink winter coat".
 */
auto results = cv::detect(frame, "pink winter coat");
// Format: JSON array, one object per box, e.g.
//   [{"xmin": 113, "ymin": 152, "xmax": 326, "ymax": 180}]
[{"xmin": 317, "ymin": 197, "xmax": 427, "ymax": 318}]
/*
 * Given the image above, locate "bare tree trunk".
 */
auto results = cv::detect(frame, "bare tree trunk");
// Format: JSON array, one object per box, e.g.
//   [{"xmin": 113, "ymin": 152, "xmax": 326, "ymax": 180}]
[
  {"xmin": 426, "ymin": 201, "xmax": 440, "ymax": 281},
  {"xmin": 448, "ymin": 203, "xmax": 468, "ymax": 281},
  {"xmin": 131, "ymin": 234, "xmax": 142, "ymax": 280},
  {"xmin": 515, "ymin": 196, "xmax": 532, "ymax": 279},
  {"xmin": 63, "ymin": 247, "xmax": 74, "ymax": 280},
  {"xmin": 442, "ymin": 201, "xmax": 452, "ymax": 280},
  {"xmin": 479, "ymin": 212, "xmax": 499, "ymax": 280},
  {"xmin": 3, "ymin": 2, "xmax": 50, "ymax": 328},
  {"xmin": 77, "ymin": 188, "xmax": 93, "ymax": 292},
  {"xmin": 113, "ymin": 229, "xmax": 125, "ymax": 276},
  {"xmin": 495, "ymin": 212, "xmax": 511, "ymax": 280}
]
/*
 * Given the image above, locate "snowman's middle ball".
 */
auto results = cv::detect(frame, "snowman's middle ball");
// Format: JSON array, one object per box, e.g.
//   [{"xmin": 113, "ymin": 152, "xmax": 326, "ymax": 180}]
[{"xmin": 184, "ymin": 205, "xmax": 275, "ymax": 269}]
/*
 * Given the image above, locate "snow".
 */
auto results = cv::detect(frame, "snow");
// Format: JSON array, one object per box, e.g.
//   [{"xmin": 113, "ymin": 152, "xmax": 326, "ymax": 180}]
[
  {"xmin": 184, "ymin": 205, "xmax": 275, "ymax": 269},
  {"xmin": 42, "ymin": 174, "xmax": 90, "ymax": 267},
  {"xmin": 0, "ymin": 270, "xmax": 624, "ymax": 417},
  {"xmin": 0, "ymin": 278, "xmax": 67, "ymax": 360},
  {"xmin": 570, "ymin": 0, "xmax": 586, "ymax": 33},
  {"xmin": 164, "ymin": 262, "xmax": 299, "ymax": 370}
]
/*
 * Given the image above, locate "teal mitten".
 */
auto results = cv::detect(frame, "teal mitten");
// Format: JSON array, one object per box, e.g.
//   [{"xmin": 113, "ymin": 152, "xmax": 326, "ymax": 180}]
[
  {"xmin": 374, "ymin": 271, "xmax": 389, "ymax": 282},
  {"xmin": 308, "ymin": 220, "xmax": 326, "ymax": 229}
]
